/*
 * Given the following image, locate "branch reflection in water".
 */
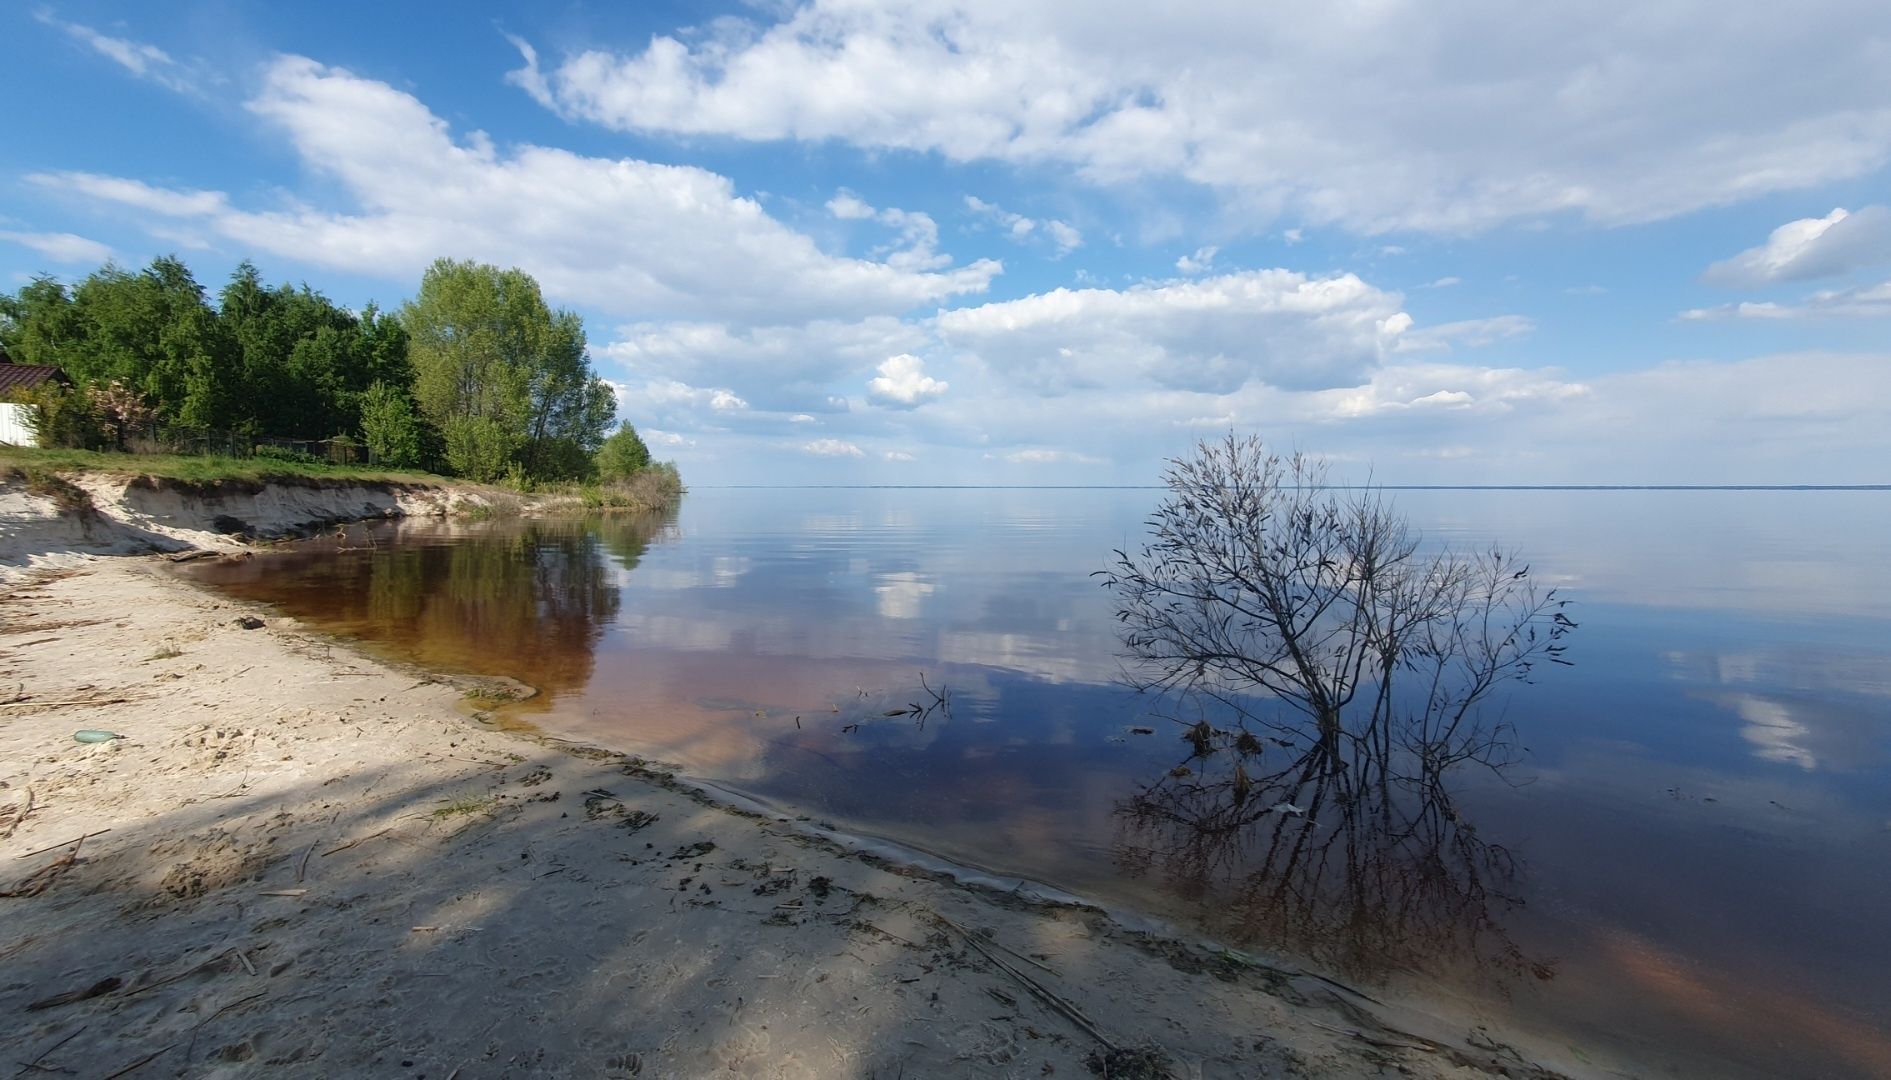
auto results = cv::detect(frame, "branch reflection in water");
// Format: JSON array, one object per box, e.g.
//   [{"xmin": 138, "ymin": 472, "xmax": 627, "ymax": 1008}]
[{"xmin": 1100, "ymin": 435, "xmax": 1575, "ymax": 984}]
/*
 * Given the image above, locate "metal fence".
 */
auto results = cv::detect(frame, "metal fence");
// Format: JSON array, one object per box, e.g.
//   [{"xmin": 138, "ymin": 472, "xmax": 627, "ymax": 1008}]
[{"xmin": 126, "ymin": 423, "xmax": 374, "ymax": 465}]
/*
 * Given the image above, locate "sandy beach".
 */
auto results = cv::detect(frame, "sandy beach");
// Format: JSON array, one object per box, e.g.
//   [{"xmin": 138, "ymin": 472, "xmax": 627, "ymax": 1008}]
[{"xmin": 0, "ymin": 475, "xmax": 1590, "ymax": 1078}]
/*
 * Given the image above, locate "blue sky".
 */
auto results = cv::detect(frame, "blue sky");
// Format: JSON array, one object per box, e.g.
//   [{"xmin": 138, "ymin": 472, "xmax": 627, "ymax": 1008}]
[{"xmin": 3, "ymin": 2, "xmax": 1889, "ymax": 484}]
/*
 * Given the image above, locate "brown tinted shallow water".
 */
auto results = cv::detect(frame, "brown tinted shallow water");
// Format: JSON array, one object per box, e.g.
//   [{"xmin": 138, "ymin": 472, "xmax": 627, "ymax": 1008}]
[{"xmin": 185, "ymin": 487, "xmax": 1891, "ymax": 1078}]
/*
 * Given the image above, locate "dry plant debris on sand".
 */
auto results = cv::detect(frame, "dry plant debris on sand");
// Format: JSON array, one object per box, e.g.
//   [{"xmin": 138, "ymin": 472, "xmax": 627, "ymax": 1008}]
[{"xmin": 0, "ymin": 559, "xmax": 1579, "ymax": 1079}]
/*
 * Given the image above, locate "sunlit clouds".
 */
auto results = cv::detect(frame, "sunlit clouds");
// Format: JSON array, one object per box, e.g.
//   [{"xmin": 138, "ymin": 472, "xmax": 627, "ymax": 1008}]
[{"xmin": 11, "ymin": 3, "xmax": 1891, "ymax": 482}]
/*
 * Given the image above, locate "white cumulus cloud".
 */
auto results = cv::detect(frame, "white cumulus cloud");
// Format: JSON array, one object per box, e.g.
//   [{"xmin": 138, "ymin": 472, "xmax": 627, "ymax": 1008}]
[
  {"xmin": 34, "ymin": 55, "xmax": 998, "ymax": 323},
  {"xmin": 598, "ymin": 317, "xmax": 924, "ymax": 413},
  {"xmin": 964, "ymin": 195, "xmax": 1082, "ymax": 255},
  {"xmin": 1702, "ymin": 206, "xmax": 1891, "ymax": 287},
  {"xmin": 506, "ymin": 1, "xmax": 1891, "ymax": 234},
  {"xmin": 934, "ymin": 269, "xmax": 1409, "ymax": 395},
  {"xmin": 825, "ymin": 189, "xmax": 961, "ymax": 271},
  {"xmin": 866, "ymin": 353, "xmax": 949, "ymax": 407},
  {"xmin": 1175, "ymin": 246, "xmax": 1218, "ymax": 274}
]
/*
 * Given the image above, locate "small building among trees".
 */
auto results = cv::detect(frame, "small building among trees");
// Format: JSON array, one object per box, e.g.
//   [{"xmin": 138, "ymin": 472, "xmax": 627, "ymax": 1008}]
[{"xmin": 0, "ymin": 346, "xmax": 74, "ymax": 446}]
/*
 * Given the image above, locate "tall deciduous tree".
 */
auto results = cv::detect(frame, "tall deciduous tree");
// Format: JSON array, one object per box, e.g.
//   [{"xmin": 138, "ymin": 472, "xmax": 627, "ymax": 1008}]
[{"xmin": 401, "ymin": 258, "xmax": 614, "ymax": 483}]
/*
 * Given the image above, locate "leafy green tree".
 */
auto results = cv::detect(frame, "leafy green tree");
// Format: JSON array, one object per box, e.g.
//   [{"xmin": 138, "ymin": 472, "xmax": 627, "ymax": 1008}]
[
  {"xmin": 442, "ymin": 416, "xmax": 516, "ymax": 483},
  {"xmin": 359, "ymin": 381, "xmax": 426, "ymax": 468},
  {"xmin": 80, "ymin": 259, "xmax": 237, "ymax": 425},
  {"xmin": 595, "ymin": 422, "xmax": 652, "ymax": 482},
  {"xmin": 401, "ymin": 258, "xmax": 614, "ymax": 483},
  {"xmin": 218, "ymin": 261, "xmax": 399, "ymax": 439},
  {"xmin": 357, "ymin": 303, "xmax": 412, "ymax": 393},
  {"xmin": 0, "ymin": 276, "xmax": 86, "ymax": 367},
  {"xmin": 1, "ymin": 258, "xmax": 239, "ymax": 429}
]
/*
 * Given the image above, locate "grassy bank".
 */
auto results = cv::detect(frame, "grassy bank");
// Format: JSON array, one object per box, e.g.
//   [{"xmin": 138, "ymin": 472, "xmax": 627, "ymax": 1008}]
[
  {"xmin": 3, "ymin": 445, "xmax": 686, "ymax": 520},
  {"xmin": 0, "ymin": 445, "xmax": 455, "ymax": 486}
]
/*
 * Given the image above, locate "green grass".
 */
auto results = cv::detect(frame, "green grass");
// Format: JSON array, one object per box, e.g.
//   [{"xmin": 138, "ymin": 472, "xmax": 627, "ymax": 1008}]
[{"xmin": 0, "ymin": 445, "xmax": 455, "ymax": 486}]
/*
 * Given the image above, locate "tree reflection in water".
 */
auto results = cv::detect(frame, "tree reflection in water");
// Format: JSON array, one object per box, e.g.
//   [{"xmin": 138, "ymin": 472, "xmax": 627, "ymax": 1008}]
[
  {"xmin": 1102, "ymin": 436, "xmax": 1573, "ymax": 984},
  {"xmin": 191, "ymin": 510, "xmax": 676, "ymax": 703},
  {"xmin": 1115, "ymin": 712, "xmax": 1550, "ymax": 983}
]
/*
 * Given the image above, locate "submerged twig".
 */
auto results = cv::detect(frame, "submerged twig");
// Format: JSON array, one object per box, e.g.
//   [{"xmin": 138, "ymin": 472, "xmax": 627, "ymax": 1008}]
[
  {"xmin": 123, "ymin": 951, "xmax": 234, "ymax": 999},
  {"xmin": 16, "ymin": 1023, "xmax": 86, "ymax": 1076},
  {"xmin": 25, "ymin": 977, "xmax": 120, "ymax": 1012},
  {"xmin": 187, "ymin": 992, "xmax": 267, "ymax": 1055},
  {"xmin": 99, "ymin": 1043, "xmax": 173, "ymax": 1080}
]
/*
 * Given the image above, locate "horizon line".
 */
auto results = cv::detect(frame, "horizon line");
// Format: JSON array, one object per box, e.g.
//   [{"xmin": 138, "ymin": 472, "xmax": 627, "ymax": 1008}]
[{"xmin": 697, "ymin": 483, "xmax": 1891, "ymax": 492}]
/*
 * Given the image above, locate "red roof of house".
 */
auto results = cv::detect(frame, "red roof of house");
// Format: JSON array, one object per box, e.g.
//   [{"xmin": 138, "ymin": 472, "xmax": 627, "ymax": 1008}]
[{"xmin": 0, "ymin": 363, "xmax": 72, "ymax": 395}]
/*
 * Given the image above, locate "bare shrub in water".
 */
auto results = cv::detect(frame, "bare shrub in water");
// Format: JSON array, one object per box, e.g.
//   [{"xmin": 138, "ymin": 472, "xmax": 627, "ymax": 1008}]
[
  {"xmin": 1099, "ymin": 433, "xmax": 1574, "ymax": 770},
  {"xmin": 1102, "ymin": 434, "xmax": 1577, "ymax": 978}
]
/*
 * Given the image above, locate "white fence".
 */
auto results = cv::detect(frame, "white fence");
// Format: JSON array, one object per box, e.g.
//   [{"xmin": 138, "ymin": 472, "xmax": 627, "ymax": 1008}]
[{"xmin": 0, "ymin": 403, "xmax": 38, "ymax": 446}]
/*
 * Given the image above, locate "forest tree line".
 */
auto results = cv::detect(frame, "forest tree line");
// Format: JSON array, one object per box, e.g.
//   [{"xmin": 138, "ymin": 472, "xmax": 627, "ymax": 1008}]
[{"xmin": 0, "ymin": 255, "xmax": 661, "ymax": 488}]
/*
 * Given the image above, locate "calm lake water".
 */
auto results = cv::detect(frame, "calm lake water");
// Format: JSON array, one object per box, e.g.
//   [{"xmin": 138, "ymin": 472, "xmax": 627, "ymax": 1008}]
[{"xmin": 186, "ymin": 487, "xmax": 1891, "ymax": 1078}]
